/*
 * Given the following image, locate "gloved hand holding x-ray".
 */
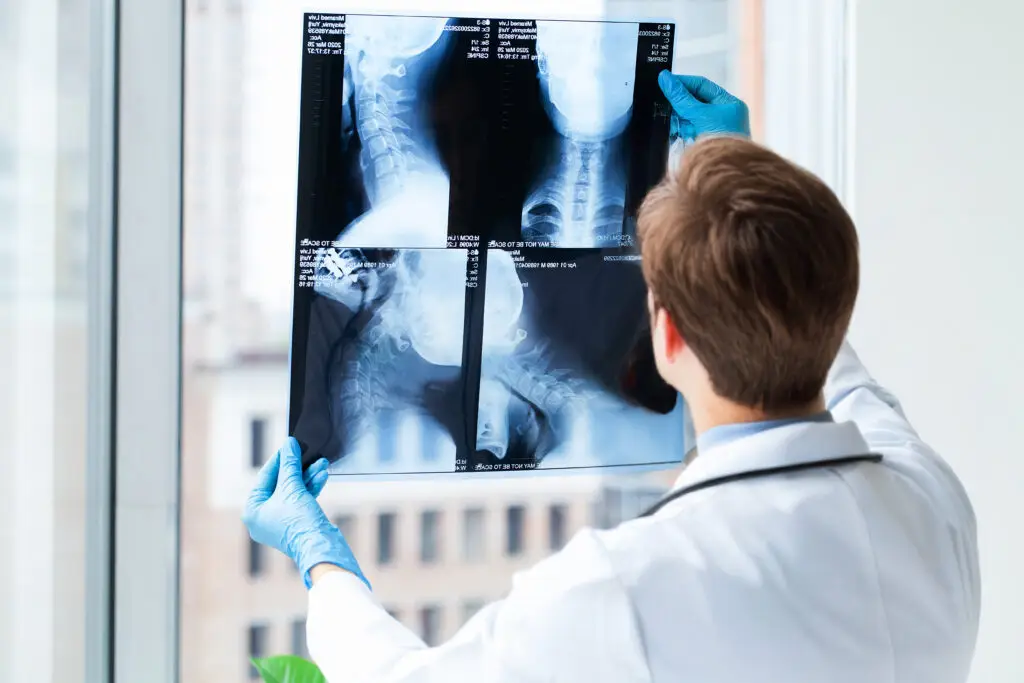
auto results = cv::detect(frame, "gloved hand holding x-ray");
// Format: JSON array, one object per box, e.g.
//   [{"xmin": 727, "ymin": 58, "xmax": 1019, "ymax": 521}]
[
  {"xmin": 657, "ymin": 71, "xmax": 751, "ymax": 141},
  {"xmin": 288, "ymin": 13, "xmax": 689, "ymax": 477}
]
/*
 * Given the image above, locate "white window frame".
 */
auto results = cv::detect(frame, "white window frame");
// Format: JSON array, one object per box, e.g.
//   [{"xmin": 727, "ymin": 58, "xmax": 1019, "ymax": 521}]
[
  {"xmin": 105, "ymin": 1, "xmax": 851, "ymax": 681},
  {"xmin": 110, "ymin": 1, "xmax": 184, "ymax": 682}
]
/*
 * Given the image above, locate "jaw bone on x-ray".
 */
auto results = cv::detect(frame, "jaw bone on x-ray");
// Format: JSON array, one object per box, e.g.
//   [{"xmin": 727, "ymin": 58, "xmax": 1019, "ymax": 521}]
[
  {"xmin": 476, "ymin": 249, "xmax": 684, "ymax": 470},
  {"xmin": 289, "ymin": 13, "xmax": 682, "ymax": 476},
  {"xmin": 310, "ymin": 248, "xmax": 469, "ymax": 475},
  {"xmin": 523, "ymin": 22, "xmax": 640, "ymax": 248}
]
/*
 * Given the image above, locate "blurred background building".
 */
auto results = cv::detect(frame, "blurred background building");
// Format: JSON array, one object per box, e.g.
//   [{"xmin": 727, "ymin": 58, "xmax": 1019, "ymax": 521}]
[{"xmin": 177, "ymin": 1, "xmax": 761, "ymax": 680}]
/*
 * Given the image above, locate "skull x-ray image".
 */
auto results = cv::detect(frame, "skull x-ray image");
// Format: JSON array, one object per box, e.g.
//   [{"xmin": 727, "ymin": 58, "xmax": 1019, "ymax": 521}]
[{"xmin": 289, "ymin": 13, "xmax": 683, "ymax": 476}]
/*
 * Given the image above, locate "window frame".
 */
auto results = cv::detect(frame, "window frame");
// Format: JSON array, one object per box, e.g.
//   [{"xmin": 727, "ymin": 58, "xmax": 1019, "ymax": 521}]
[{"xmin": 110, "ymin": 1, "xmax": 184, "ymax": 682}]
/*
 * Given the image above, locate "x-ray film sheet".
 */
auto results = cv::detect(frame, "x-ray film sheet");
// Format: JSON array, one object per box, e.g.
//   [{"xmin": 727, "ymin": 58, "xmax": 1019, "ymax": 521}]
[{"xmin": 289, "ymin": 12, "xmax": 684, "ymax": 476}]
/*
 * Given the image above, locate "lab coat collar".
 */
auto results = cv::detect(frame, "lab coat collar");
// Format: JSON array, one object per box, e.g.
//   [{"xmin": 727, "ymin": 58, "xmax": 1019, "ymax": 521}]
[{"xmin": 671, "ymin": 419, "xmax": 872, "ymax": 493}]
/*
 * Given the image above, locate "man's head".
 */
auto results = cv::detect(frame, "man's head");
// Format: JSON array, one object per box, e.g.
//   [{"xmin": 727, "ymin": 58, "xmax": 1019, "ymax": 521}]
[{"xmin": 637, "ymin": 136, "xmax": 858, "ymax": 417}]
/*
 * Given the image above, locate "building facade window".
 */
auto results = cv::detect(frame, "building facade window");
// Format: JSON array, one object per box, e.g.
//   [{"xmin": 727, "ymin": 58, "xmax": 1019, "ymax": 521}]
[
  {"xmin": 385, "ymin": 606, "xmax": 402, "ymax": 623},
  {"xmin": 247, "ymin": 537, "xmax": 264, "ymax": 578},
  {"xmin": 548, "ymin": 504, "xmax": 568, "ymax": 551},
  {"xmin": 462, "ymin": 508, "xmax": 485, "ymax": 562},
  {"xmin": 506, "ymin": 505, "xmax": 525, "ymax": 556},
  {"xmin": 249, "ymin": 417, "xmax": 268, "ymax": 467},
  {"xmin": 420, "ymin": 509, "xmax": 441, "ymax": 563},
  {"xmin": 333, "ymin": 513, "xmax": 355, "ymax": 546},
  {"xmin": 462, "ymin": 599, "xmax": 485, "ymax": 625},
  {"xmin": 247, "ymin": 623, "xmax": 269, "ymax": 679},
  {"xmin": 291, "ymin": 618, "xmax": 308, "ymax": 658},
  {"xmin": 377, "ymin": 512, "xmax": 396, "ymax": 565},
  {"xmin": 419, "ymin": 605, "xmax": 442, "ymax": 646}
]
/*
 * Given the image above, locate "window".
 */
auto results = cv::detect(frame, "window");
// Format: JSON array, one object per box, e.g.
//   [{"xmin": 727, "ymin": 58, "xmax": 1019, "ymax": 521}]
[
  {"xmin": 249, "ymin": 417, "xmax": 268, "ymax": 467},
  {"xmin": 506, "ymin": 505, "xmax": 526, "ymax": 556},
  {"xmin": 247, "ymin": 624, "xmax": 269, "ymax": 678},
  {"xmin": 419, "ymin": 605, "xmax": 442, "ymax": 646},
  {"xmin": 593, "ymin": 487, "xmax": 665, "ymax": 528},
  {"xmin": 334, "ymin": 513, "xmax": 356, "ymax": 546},
  {"xmin": 378, "ymin": 512, "xmax": 397, "ymax": 565},
  {"xmin": 462, "ymin": 600, "xmax": 485, "ymax": 625},
  {"xmin": 462, "ymin": 508, "xmax": 486, "ymax": 562},
  {"xmin": 420, "ymin": 510, "xmax": 441, "ymax": 563},
  {"xmin": 291, "ymin": 618, "xmax": 308, "ymax": 658},
  {"xmin": 549, "ymin": 504, "xmax": 568, "ymax": 551},
  {"xmin": 176, "ymin": 3, "xmax": 850, "ymax": 682},
  {"xmin": 1, "ymin": 0, "xmax": 103, "ymax": 678},
  {"xmin": 385, "ymin": 606, "xmax": 402, "ymax": 622},
  {"xmin": 248, "ymin": 537, "xmax": 264, "ymax": 578}
]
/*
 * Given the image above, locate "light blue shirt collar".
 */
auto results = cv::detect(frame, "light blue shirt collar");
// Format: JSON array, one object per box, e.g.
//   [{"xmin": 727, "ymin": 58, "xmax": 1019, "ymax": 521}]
[{"xmin": 696, "ymin": 411, "xmax": 834, "ymax": 453}]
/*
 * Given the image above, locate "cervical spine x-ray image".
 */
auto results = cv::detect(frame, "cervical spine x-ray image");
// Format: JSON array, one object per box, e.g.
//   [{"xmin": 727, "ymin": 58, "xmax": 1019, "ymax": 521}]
[
  {"xmin": 523, "ymin": 22, "xmax": 639, "ymax": 248},
  {"xmin": 475, "ymin": 250, "xmax": 682, "ymax": 471},
  {"xmin": 290, "ymin": 13, "xmax": 681, "ymax": 476},
  {"xmin": 294, "ymin": 248, "xmax": 470, "ymax": 475},
  {"xmin": 330, "ymin": 15, "xmax": 455, "ymax": 249}
]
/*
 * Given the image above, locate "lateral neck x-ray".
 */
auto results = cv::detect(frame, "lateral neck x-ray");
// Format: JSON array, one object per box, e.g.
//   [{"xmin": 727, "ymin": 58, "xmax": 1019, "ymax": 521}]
[{"xmin": 289, "ymin": 13, "xmax": 684, "ymax": 477}]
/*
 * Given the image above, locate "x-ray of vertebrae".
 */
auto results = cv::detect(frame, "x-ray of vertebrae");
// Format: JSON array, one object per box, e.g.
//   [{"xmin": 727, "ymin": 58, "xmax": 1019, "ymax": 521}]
[
  {"xmin": 476, "ymin": 249, "xmax": 684, "ymax": 470},
  {"xmin": 296, "ymin": 248, "xmax": 470, "ymax": 474},
  {"xmin": 522, "ymin": 22, "xmax": 640, "ymax": 249},
  {"xmin": 290, "ymin": 13, "xmax": 681, "ymax": 476},
  {"xmin": 331, "ymin": 15, "xmax": 454, "ymax": 249}
]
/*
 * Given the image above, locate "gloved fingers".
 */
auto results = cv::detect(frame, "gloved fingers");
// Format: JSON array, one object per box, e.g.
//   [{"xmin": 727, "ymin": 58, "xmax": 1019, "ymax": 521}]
[
  {"xmin": 302, "ymin": 456, "xmax": 328, "ymax": 485},
  {"xmin": 276, "ymin": 437, "xmax": 307, "ymax": 491},
  {"xmin": 307, "ymin": 469, "xmax": 330, "ymax": 498},
  {"xmin": 675, "ymin": 74, "xmax": 732, "ymax": 104},
  {"xmin": 303, "ymin": 457, "xmax": 329, "ymax": 490},
  {"xmin": 658, "ymin": 70, "xmax": 700, "ymax": 110},
  {"xmin": 248, "ymin": 451, "xmax": 281, "ymax": 505}
]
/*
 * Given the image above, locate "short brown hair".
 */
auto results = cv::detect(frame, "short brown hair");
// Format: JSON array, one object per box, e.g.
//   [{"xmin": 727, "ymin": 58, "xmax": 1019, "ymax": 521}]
[{"xmin": 637, "ymin": 136, "xmax": 858, "ymax": 411}]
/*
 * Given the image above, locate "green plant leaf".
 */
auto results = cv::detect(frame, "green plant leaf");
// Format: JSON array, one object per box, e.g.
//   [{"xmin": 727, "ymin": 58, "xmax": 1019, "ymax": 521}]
[{"xmin": 251, "ymin": 655, "xmax": 327, "ymax": 683}]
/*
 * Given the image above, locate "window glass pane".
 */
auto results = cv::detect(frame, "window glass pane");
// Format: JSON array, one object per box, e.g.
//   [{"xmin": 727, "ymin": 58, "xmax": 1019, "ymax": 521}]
[
  {"xmin": 178, "ymin": 0, "xmax": 842, "ymax": 674},
  {"xmin": 462, "ymin": 600, "xmax": 485, "ymax": 625},
  {"xmin": 249, "ymin": 417, "xmax": 268, "ymax": 467},
  {"xmin": 420, "ymin": 510, "xmax": 441, "ymax": 563},
  {"xmin": 506, "ymin": 505, "xmax": 526, "ymax": 556},
  {"xmin": 548, "ymin": 504, "xmax": 568, "ymax": 551},
  {"xmin": 247, "ymin": 624, "xmax": 268, "ymax": 678},
  {"xmin": 462, "ymin": 508, "xmax": 486, "ymax": 562},
  {"xmin": 291, "ymin": 618, "xmax": 308, "ymax": 658},
  {"xmin": 333, "ymin": 513, "xmax": 356, "ymax": 547},
  {"xmin": 378, "ymin": 512, "xmax": 396, "ymax": 565},
  {"xmin": 0, "ymin": 0, "xmax": 97, "ymax": 681},
  {"xmin": 248, "ymin": 537, "xmax": 264, "ymax": 578},
  {"xmin": 419, "ymin": 606, "xmax": 442, "ymax": 646}
]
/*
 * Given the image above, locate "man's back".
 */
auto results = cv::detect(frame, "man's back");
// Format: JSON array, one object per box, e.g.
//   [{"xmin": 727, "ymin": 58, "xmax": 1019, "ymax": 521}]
[
  {"xmin": 305, "ymin": 343, "xmax": 980, "ymax": 683},
  {"xmin": 602, "ymin": 401, "xmax": 979, "ymax": 682}
]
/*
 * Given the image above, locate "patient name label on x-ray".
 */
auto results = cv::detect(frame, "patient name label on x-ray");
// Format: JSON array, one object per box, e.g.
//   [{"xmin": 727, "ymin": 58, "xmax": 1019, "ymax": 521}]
[{"xmin": 288, "ymin": 12, "xmax": 683, "ymax": 477}]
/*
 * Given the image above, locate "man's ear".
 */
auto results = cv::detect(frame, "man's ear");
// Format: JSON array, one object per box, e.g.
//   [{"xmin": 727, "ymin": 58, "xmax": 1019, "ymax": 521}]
[{"xmin": 658, "ymin": 308, "xmax": 686, "ymax": 360}]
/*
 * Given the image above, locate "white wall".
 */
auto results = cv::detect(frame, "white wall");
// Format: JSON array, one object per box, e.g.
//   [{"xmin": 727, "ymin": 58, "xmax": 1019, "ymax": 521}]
[{"xmin": 851, "ymin": 2, "xmax": 1024, "ymax": 681}]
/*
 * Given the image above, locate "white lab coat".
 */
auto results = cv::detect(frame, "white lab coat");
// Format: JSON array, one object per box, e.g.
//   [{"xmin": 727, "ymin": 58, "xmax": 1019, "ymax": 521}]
[{"xmin": 306, "ymin": 343, "xmax": 980, "ymax": 682}]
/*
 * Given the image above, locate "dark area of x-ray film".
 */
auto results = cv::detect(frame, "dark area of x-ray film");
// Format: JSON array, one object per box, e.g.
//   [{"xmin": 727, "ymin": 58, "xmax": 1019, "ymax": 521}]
[{"xmin": 289, "ymin": 13, "xmax": 683, "ymax": 475}]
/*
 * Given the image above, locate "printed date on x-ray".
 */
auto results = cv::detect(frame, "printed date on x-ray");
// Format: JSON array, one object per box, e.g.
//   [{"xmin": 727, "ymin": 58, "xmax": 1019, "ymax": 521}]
[{"xmin": 288, "ymin": 12, "xmax": 685, "ymax": 477}]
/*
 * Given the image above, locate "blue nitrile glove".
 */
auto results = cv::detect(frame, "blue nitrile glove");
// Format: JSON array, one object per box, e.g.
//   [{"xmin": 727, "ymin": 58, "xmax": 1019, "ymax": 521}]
[
  {"xmin": 242, "ymin": 438, "xmax": 369, "ymax": 590},
  {"xmin": 657, "ymin": 71, "xmax": 751, "ymax": 142}
]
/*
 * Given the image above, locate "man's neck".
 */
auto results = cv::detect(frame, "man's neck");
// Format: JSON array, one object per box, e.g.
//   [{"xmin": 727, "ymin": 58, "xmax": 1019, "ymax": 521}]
[{"xmin": 690, "ymin": 394, "xmax": 827, "ymax": 438}]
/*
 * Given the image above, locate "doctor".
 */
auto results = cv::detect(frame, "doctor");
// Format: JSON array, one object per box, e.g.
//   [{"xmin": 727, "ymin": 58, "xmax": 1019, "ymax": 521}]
[{"xmin": 244, "ymin": 73, "xmax": 980, "ymax": 683}]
